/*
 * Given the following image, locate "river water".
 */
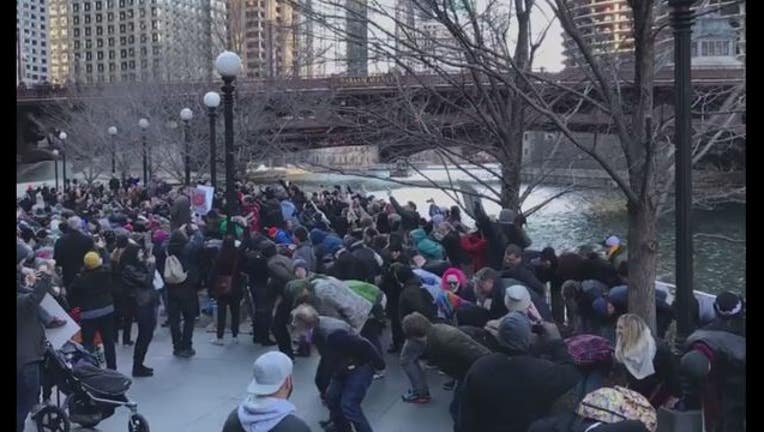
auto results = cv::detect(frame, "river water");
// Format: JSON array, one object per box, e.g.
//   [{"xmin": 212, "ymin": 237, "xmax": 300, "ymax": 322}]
[{"xmin": 18, "ymin": 162, "xmax": 746, "ymax": 295}]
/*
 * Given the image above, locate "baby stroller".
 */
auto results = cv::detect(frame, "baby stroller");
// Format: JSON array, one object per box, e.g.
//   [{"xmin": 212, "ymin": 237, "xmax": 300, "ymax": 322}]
[{"xmin": 34, "ymin": 341, "xmax": 150, "ymax": 432}]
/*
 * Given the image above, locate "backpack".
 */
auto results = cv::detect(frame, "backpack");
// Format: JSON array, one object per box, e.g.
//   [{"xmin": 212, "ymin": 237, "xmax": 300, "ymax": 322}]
[
  {"xmin": 164, "ymin": 254, "xmax": 187, "ymax": 284},
  {"xmin": 565, "ymin": 334, "xmax": 614, "ymax": 367},
  {"xmin": 576, "ymin": 386, "xmax": 657, "ymax": 432}
]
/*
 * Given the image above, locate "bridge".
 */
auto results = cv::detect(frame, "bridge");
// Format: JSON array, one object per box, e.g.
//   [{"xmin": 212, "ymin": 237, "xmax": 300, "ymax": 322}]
[{"xmin": 17, "ymin": 67, "xmax": 744, "ymax": 163}]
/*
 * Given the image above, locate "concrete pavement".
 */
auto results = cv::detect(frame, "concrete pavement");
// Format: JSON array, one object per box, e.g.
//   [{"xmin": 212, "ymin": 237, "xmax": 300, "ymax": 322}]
[{"xmin": 25, "ymin": 319, "xmax": 454, "ymax": 432}]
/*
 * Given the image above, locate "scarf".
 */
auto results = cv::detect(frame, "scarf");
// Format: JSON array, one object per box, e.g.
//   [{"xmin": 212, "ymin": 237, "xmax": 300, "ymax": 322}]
[{"xmin": 616, "ymin": 330, "xmax": 656, "ymax": 380}]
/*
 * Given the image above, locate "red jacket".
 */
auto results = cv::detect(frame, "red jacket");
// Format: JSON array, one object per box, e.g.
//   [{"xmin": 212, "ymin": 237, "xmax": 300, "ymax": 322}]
[{"xmin": 460, "ymin": 233, "xmax": 488, "ymax": 273}]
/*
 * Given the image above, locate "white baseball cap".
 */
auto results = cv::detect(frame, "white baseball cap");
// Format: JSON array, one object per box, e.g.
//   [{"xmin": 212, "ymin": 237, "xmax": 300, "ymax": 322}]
[
  {"xmin": 504, "ymin": 285, "xmax": 532, "ymax": 313},
  {"xmin": 246, "ymin": 351, "xmax": 293, "ymax": 396}
]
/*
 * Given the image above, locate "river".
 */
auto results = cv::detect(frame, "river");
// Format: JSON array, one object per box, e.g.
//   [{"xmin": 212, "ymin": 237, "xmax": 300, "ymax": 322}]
[{"xmin": 18, "ymin": 162, "xmax": 746, "ymax": 295}]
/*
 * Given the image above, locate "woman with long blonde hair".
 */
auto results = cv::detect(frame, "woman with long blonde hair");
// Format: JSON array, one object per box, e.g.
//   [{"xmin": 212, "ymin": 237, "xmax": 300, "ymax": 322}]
[{"xmin": 614, "ymin": 313, "xmax": 680, "ymax": 408}]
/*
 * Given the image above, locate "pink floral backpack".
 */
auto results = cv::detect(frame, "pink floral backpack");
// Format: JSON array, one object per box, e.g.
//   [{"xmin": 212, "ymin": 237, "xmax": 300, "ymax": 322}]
[{"xmin": 576, "ymin": 386, "xmax": 657, "ymax": 432}]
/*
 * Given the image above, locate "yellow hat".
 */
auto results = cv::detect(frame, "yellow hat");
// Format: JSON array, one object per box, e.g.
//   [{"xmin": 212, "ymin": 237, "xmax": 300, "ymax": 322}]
[{"xmin": 83, "ymin": 252, "xmax": 102, "ymax": 270}]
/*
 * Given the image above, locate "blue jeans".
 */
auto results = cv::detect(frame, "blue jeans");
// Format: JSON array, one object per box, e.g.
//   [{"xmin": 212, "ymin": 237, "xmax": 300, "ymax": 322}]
[
  {"xmin": 326, "ymin": 364, "xmax": 375, "ymax": 432},
  {"xmin": 401, "ymin": 338, "xmax": 428, "ymax": 394},
  {"xmin": 17, "ymin": 362, "xmax": 41, "ymax": 432}
]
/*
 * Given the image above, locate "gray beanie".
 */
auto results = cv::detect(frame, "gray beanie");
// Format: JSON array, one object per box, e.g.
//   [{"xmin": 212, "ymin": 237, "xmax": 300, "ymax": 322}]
[{"xmin": 496, "ymin": 311, "xmax": 532, "ymax": 354}]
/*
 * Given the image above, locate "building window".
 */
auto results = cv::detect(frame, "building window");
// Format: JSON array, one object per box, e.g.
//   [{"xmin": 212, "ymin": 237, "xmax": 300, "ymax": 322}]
[
  {"xmin": 109, "ymin": 63, "xmax": 116, "ymax": 71},
  {"xmin": 86, "ymin": 52, "xmax": 92, "ymax": 61},
  {"xmin": 121, "ymin": 61, "xmax": 127, "ymax": 70},
  {"xmin": 96, "ymin": 13, "xmax": 103, "ymax": 23},
  {"xmin": 98, "ymin": 63, "xmax": 104, "ymax": 72},
  {"xmin": 85, "ymin": 15, "xmax": 91, "ymax": 24},
  {"xmin": 129, "ymin": 60, "xmax": 135, "ymax": 68},
  {"xmin": 74, "ymin": 28, "xmax": 81, "ymax": 37},
  {"xmin": 120, "ymin": 36, "xmax": 126, "ymax": 44},
  {"xmin": 120, "ymin": 24, "xmax": 126, "ymax": 33},
  {"xmin": 73, "ymin": 4, "xmax": 80, "ymax": 12},
  {"xmin": 73, "ymin": 16, "xmax": 80, "ymax": 25},
  {"xmin": 85, "ymin": 27, "xmax": 91, "ymax": 36},
  {"xmin": 86, "ymin": 40, "xmax": 92, "ymax": 49},
  {"xmin": 108, "ymin": 12, "xmax": 114, "ymax": 21},
  {"xmin": 108, "ymin": 25, "xmax": 115, "ymax": 35},
  {"xmin": 109, "ymin": 50, "xmax": 115, "ymax": 59},
  {"xmin": 98, "ymin": 51, "xmax": 104, "ymax": 60},
  {"xmin": 97, "ymin": 27, "xmax": 103, "ymax": 36},
  {"xmin": 128, "ymin": 35, "xmax": 134, "ymax": 44},
  {"xmin": 97, "ymin": 38, "xmax": 104, "ymax": 47},
  {"xmin": 108, "ymin": 37, "xmax": 115, "ymax": 47},
  {"xmin": 121, "ymin": 49, "xmax": 127, "ymax": 58},
  {"xmin": 86, "ymin": 64, "xmax": 93, "ymax": 73},
  {"xmin": 85, "ymin": 2, "xmax": 92, "ymax": 12},
  {"xmin": 120, "ymin": 11, "xmax": 125, "ymax": 20}
]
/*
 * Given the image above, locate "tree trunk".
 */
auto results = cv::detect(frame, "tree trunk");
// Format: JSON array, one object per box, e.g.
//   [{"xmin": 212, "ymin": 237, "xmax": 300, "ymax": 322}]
[
  {"xmin": 626, "ymin": 199, "xmax": 658, "ymax": 332},
  {"xmin": 499, "ymin": 119, "xmax": 524, "ymax": 211}
]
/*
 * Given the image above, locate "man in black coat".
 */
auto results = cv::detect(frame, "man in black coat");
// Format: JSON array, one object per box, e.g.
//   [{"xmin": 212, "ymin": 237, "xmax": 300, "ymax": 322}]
[
  {"xmin": 54, "ymin": 216, "xmax": 94, "ymax": 290},
  {"xmin": 501, "ymin": 244, "xmax": 546, "ymax": 297},
  {"xmin": 473, "ymin": 202, "xmax": 531, "ymax": 270},
  {"xmin": 458, "ymin": 313, "xmax": 581, "ymax": 432}
]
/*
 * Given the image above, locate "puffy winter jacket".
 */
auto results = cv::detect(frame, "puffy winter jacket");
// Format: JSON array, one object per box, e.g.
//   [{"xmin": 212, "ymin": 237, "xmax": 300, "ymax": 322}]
[
  {"xmin": 311, "ymin": 276, "xmax": 373, "ymax": 332},
  {"xmin": 410, "ymin": 228, "xmax": 445, "ymax": 261}
]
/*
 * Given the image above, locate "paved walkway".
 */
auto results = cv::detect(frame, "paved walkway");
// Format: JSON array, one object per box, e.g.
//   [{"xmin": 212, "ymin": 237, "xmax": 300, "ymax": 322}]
[{"xmin": 25, "ymin": 319, "xmax": 454, "ymax": 432}]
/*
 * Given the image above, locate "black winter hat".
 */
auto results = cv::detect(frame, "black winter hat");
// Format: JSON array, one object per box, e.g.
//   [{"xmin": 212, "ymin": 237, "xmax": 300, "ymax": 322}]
[{"xmin": 714, "ymin": 291, "xmax": 743, "ymax": 317}]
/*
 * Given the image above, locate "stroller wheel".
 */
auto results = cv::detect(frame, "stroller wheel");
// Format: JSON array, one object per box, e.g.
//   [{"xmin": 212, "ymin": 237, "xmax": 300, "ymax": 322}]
[
  {"xmin": 128, "ymin": 413, "xmax": 150, "ymax": 432},
  {"xmin": 34, "ymin": 405, "xmax": 70, "ymax": 432}
]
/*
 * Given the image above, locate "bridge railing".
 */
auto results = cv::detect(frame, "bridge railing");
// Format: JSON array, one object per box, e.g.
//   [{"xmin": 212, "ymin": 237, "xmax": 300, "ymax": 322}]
[{"xmin": 16, "ymin": 66, "xmax": 743, "ymax": 101}]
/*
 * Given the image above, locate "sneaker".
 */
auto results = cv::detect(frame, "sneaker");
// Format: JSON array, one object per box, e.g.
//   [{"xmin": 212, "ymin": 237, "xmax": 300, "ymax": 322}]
[
  {"xmin": 387, "ymin": 345, "xmax": 401, "ymax": 354},
  {"xmin": 401, "ymin": 389, "xmax": 431, "ymax": 404},
  {"xmin": 232, "ymin": 336, "xmax": 239, "ymax": 344},
  {"xmin": 211, "ymin": 338, "xmax": 224, "ymax": 346},
  {"xmin": 173, "ymin": 349, "xmax": 184, "ymax": 357},
  {"xmin": 176, "ymin": 349, "xmax": 194, "ymax": 358},
  {"xmin": 373, "ymin": 370, "xmax": 386, "ymax": 380},
  {"xmin": 123, "ymin": 340, "xmax": 134, "ymax": 347},
  {"xmin": 132, "ymin": 366, "xmax": 153, "ymax": 377}
]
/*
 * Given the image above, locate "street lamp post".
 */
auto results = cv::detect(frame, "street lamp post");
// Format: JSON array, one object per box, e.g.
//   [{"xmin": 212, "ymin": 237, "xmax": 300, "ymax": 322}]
[
  {"xmin": 52, "ymin": 149, "xmax": 60, "ymax": 190},
  {"xmin": 180, "ymin": 108, "xmax": 194, "ymax": 186},
  {"xmin": 204, "ymin": 91, "xmax": 221, "ymax": 188},
  {"xmin": 108, "ymin": 126, "xmax": 118, "ymax": 175},
  {"xmin": 58, "ymin": 131, "xmax": 67, "ymax": 191},
  {"xmin": 215, "ymin": 51, "xmax": 242, "ymax": 234},
  {"xmin": 669, "ymin": 0, "xmax": 696, "ymax": 343},
  {"xmin": 139, "ymin": 118, "xmax": 150, "ymax": 185}
]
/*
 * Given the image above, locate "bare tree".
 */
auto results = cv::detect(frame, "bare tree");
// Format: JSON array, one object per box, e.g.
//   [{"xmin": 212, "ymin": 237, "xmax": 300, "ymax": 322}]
[{"xmin": 290, "ymin": 0, "xmax": 744, "ymax": 329}]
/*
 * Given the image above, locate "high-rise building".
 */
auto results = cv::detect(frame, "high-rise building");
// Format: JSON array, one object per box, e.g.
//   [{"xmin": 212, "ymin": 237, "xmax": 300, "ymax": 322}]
[
  {"xmin": 393, "ymin": 0, "xmax": 463, "ymax": 73},
  {"xmin": 17, "ymin": 0, "xmax": 50, "ymax": 85},
  {"xmin": 68, "ymin": 0, "xmax": 226, "ymax": 84},
  {"xmin": 562, "ymin": 0, "xmax": 745, "ymax": 68},
  {"xmin": 48, "ymin": 0, "xmax": 70, "ymax": 84},
  {"xmin": 229, "ymin": 0, "xmax": 299, "ymax": 79},
  {"xmin": 561, "ymin": 0, "xmax": 634, "ymax": 67},
  {"xmin": 345, "ymin": 0, "xmax": 367, "ymax": 76}
]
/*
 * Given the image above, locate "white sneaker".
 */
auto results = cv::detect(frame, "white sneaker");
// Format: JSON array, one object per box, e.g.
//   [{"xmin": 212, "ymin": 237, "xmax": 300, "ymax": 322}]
[
  {"xmin": 232, "ymin": 336, "xmax": 239, "ymax": 344},
  {"xmin": 373, "ymin": 370, "xmax": 386, "ymax": 380},
  {"xmin": 210, "ymin": 338, "xmax": 224, "ymax": 346}
]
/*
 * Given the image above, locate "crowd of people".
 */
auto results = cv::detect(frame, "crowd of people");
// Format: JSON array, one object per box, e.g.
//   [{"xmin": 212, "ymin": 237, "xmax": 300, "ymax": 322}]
[{"xmin": 16, "ymin": 176, "xmax": 745, "ymax": 432}]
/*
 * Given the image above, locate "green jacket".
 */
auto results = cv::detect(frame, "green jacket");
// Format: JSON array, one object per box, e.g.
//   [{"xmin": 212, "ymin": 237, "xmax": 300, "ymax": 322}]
[{"xmin": 410, "ymin": 229, "xmax": 445, "ymax": 261}]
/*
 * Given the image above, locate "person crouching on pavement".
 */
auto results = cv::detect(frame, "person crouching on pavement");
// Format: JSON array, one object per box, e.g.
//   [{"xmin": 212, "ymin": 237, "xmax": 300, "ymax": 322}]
[
  {"xmin": 323, "ymin": 330, "xmax": 385, "ymax": 432},
  {"xmin": 222, "ymin": 351, "xmax": 310, "ymax": 432}
]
